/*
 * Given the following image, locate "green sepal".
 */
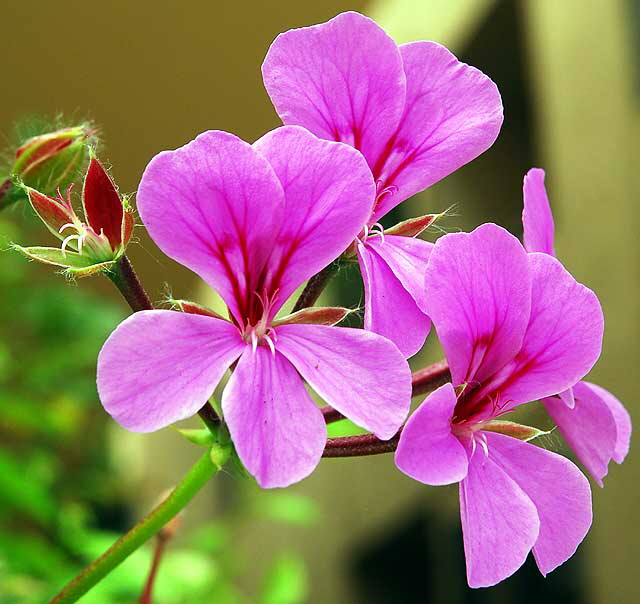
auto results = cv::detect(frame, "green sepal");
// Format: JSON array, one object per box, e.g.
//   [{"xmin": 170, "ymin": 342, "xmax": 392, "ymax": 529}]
[
  {"xmin": 481, "ymin": 420, "xmax": 551, "ymax": 442},
  {"xmin": 176, "ymin": 428, "xmax": 217, "ymax": 447},
  {"xmin": 64, "ymin": 260, "xmax": 115, "ymax": 278},
  {"xmin": 12, "ymin": 245, "xmax": 97, "ymax": 268}
]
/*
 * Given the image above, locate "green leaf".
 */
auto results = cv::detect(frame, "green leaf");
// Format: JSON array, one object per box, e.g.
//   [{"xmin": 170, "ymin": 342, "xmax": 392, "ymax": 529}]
[{"xmin": 260, "ymin": 493, "xmax": 320, "ymax": 526}]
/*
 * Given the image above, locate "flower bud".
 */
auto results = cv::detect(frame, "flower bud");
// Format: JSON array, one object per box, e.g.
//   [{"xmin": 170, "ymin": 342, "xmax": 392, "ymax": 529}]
[{"xmin": 11, "ymin": 125, "xmax": 93, "ymax": 194}]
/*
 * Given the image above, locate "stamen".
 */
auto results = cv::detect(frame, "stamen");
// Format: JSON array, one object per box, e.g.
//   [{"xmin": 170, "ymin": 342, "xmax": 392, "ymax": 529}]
[
  {"xmin": 59, "ymin": 222, "xmax": 78, "ymax": 234},
  {"xmin": 263, "ymin": 333, "xmax": 276, "ymax": 357},
  {"xmin": 251, "ymin": 330, "xmax": 258, "ymax": 353},
  {"xmin": 60, "ymin": 233, "xmax": 82, "ymax": 256}
]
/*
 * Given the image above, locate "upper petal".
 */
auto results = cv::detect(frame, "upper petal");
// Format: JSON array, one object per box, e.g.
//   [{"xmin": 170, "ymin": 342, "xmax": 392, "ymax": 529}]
[
  {"xmin": 97, "ymin": 310, "xmax": 244, "ymax": 432},
  {"xmin": 498, "ymin": 253, "xmax": 604, "ymax": 407},
  {"xmin": 522, "ymin": 168, "xmax": 556, "ymax": 256},
  {"xmin": 486, "ymin": 432, "xmax": 592, "ymax": 577},
  {"xmin": 460, "ymin": 444, "xmax": 539, "ymax": 588},
  {"xmin": 253, "ymin": 126, "xmax": 375, "ymax": 309},
  {"xmin": 423, "ymin": 223, "xmax": 531, "ymax": 387},
  {"xmin": 137, "ymin": 130, "xmax": 285, "ymax": 323},
  {"xmin": 262, "ymin": 12, "xmax": 406, "ymax": 174},
  {"xmin": 583, "ymin": 382, "xmax": 631, "ymax": 463},
  {"xmin": 371, "ymin": 41, "xmax": 503, "ymax": 221},
  {"xmin": 395, "ymin": 383, "xmax": 468, "ymax": 485},
  {"xmin": 276, "ymin": 323, "xmax": 411, "ymax": 439},
  {"xmin": 357, "ymin": 242, "xmax": 430, "ymax": 358},
  {"xmin": 543, "ymin": 382, "xmax": 618, "ymax": 486},
  {"xmin": 221, "ymin": 346, "xmax": 326, "ymax": 488}
]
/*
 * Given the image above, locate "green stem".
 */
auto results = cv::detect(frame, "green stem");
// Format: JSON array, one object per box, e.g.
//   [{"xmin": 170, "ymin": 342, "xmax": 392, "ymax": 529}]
[{"xmin": 48, "ymin": 450, "xmax": 218, "ymax": 604}]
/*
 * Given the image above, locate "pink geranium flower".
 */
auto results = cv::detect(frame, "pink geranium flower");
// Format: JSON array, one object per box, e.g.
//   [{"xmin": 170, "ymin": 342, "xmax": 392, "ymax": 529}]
[
  {"xmin": 262, "ymin": 11, "xmax": 503, "ymax": 356},
  {"xmin": 522, "ymin": 168, "xmax": 631, "ymax": 485},
  {"xmin": 97, "ymin": 126, "xmax": 411, "ymax": 488},
  {"xmin": 395, "ymin": 223, "xmax": 603, "ymax": 587}
]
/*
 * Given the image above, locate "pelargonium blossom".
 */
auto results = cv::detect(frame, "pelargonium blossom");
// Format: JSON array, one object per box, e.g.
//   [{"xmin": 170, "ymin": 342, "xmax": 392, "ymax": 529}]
[
  {"xmin": 262, "ymin": 11, "xmax": 503, "ymax": 356},
  {"xmin": 395, "ymin": 223, "xmax": 603, "ymax": 587},
  {"xmin": 97, "ymin": 126, "xmax": 412, "ymax": 488},
  {"xmin": 522, "ymin": 168, "xmax": 631, "ymax": 484}
]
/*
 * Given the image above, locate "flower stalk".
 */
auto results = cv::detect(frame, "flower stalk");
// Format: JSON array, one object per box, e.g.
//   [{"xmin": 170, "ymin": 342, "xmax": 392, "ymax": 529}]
[
  {"xmin": 292, "ymin": 261, "xmax": 340, "ymax": 311},
  {"xmin": 48, "ymin": 450, "xmax": 221, "ymax": 604}
]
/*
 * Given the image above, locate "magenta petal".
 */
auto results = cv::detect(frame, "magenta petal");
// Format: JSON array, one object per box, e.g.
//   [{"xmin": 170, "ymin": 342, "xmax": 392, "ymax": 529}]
[
  {"xmin": 486, "ymin": 432, "xmax": 592, "ymax": 576},
  {"xmin": 558, "ymin": 387, "xmax": 576, "ymax": 409},
  {"xmin": 276, "ymin": 323, "xmax": 411, "ymax": 439},
  {"xmin": 371, "ymin": 42, "xmax": 503, "ymax": 221},
  {"xmin": 543, "ymin": 383, "xmax": 617, "ymax": 486},
  {"xmin": 499, "ymin": 253, "xmax": 604, "ymax": 407},
  {"xmin": 262, "ymin": 11, "xmax": 406, "ymax": 172},
  {"xmin": 357, "ymin": 242, "xmax": 430, "ymax": 358},
  {"xmin": 222, "ymin": 346, "xmax": 326, "ymax": 488},
  {"xmin": 423, "ymin": 223, "xmax": 531, "ymax": 387},
  {"xmin": 137, "ymin": 130, "xmax": 285, "ymax": 323},
  {"xmin": 460, "ymin": 445, "xmax": 539, "ymax": 588},
  {"xmin": 522, "ymin": 168, "xmax": 555, "ymax": 256},
  {"xmin": 365, "ymin": 234, "xmax": 433, "ymax": 312},
  {"xmin": 97, "ymin": 311, "xmax": 244, "ymax": 432},
  {"xmin": 583, "ymin": 382, "xmax": 631, "ymax": 463},
  {"xmin": 253, "ymin": 126, "xmax": 375, "ymax": 307},
  {"xmin": 395, "ymin": 384, "xmax": 468, "ymax": 485}
]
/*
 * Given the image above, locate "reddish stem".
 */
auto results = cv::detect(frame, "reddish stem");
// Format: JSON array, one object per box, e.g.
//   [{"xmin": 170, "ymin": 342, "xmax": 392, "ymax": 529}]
[
  {"xmin": 139, "ymin": 536, "xmax": 168, "ymax": 604},
  {"xmin": 323, "ymin": 431, "xmax": 402, "ymax": 457}
]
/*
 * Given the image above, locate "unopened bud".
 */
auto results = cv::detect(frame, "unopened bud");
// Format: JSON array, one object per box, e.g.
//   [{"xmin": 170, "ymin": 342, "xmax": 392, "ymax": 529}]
[{"xmin": 12, "ymin": 125, "xmax": 93, "ymax": 194}]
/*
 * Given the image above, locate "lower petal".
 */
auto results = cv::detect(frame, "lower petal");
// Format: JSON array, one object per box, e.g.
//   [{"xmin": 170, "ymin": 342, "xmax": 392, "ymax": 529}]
[
  {"xmin": 395, "ymin": 384, "xmax": 468, "ymax": 486},
  {"xmin": 276, "ymin": 323, "xmax": 411, "ymax": 440},
  {"xmin": 358, "ymin": 242, "xmax": 430, "ymax": 358},
  {"xmin": 460, "ymin": 445, "xmax": 539, "ymax": 588},
  {"xmin": 97, "ymin": 310, "xmax": 244, "ymax": 432},
  {"xmin": 486, "ymin": 432, "xmax": 592, "ymax": 576},
  {"xmin": 543, "ymin": 382, "xmax": 618, "ymax": 486},
  {"xmin": 582, "ymin": 382, "xmax": 631, "ymax": 464},
  {"xmin": 222, "ymin": 346, "xmax": 326, "ymax": 488}
]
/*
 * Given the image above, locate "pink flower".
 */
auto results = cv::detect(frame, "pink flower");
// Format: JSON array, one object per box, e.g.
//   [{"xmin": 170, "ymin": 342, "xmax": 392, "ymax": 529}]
[
  {"xmin": 262, "ymin": 11, "xmax": 503, "ymax": 356},
  {"xmin": 522, "ymin": 168, "xmax": 631, "ymax": 485},
  {"xmin": 395, "ymin": 223, "xmax": 603, "ymax": 587},
  {"xmin": 97, "ymin": 126, "xmax": 411, "ymax": 488}
]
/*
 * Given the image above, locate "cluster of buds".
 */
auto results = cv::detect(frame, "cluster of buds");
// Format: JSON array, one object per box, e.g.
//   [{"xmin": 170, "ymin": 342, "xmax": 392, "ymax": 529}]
[
  {"xmin": 14, "ymin": 156, "xmax": 134, "ymax": 277},
  {"xmin": 1, "ymin": 124, "xmax": 94, "ymax": 208}
]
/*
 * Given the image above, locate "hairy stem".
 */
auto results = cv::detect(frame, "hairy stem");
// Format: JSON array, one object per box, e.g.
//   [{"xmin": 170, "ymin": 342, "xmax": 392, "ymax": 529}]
[
  {"xmin": 49, "ymin": 451, "xmax": 219, "ymax": 604},
  {"xmin": 292, "ymin": 261, "xmax": 340, "ymax": 312},
  {"xmin": 323, "ymin": 432, "xmax": 402, "ymax": 457},
  {"xmin": 411, "ymin": 359, "xmax": 450, "ymax": 396},
  {"xmin": 106, "ymin": 255, "xmax": 154, "ymax": 313}
]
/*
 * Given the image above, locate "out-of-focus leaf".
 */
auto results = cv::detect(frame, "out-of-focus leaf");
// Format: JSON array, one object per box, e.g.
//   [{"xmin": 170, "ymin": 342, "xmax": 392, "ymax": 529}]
[
  {"xmin": 259, "ymin": 493, "xmax": 320, "ymax": 527},
  {"xmin": 261, "ymin": 553, "xmax": 308, "ymax": 604},
  {"xmin": 327, "ymin": 418, "xmax": 368, "ymax": 438}
]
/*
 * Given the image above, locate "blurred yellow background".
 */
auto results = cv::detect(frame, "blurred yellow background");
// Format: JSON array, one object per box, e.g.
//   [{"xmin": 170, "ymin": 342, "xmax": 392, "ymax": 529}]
[{"xmin": 1, "ymin": 1, "xmax": 637, "ymax": 603}]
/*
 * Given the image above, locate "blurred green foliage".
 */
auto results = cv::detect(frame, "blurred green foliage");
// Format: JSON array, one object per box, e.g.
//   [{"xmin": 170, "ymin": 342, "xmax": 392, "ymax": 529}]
[{"xmin": 0, "ymin": 212, "xmax": 317, "ymax": 603}]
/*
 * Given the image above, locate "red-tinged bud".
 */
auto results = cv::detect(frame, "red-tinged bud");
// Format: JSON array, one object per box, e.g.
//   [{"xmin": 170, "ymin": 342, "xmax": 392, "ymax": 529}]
[
  {"xmin": 82, "ymin": 158, "xmax": 127, "ymax": 251},
  {"xmin": 385, "ymin": 213, "xmax": 440, "ymax": 237},
  {"xmin": 11, "ymin": 125, "xmax": 93, "ymax": 194},
  {"xmin": 172, "ymin": 299, "xmax": 226, "ymax": 320},
  {"xmin": 273, "ymin": 306, "xmax": 353, "ymax": 327},
  {"xmin": 481, "ymin": 420, "xmax": 551, "ymax": 442}
]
